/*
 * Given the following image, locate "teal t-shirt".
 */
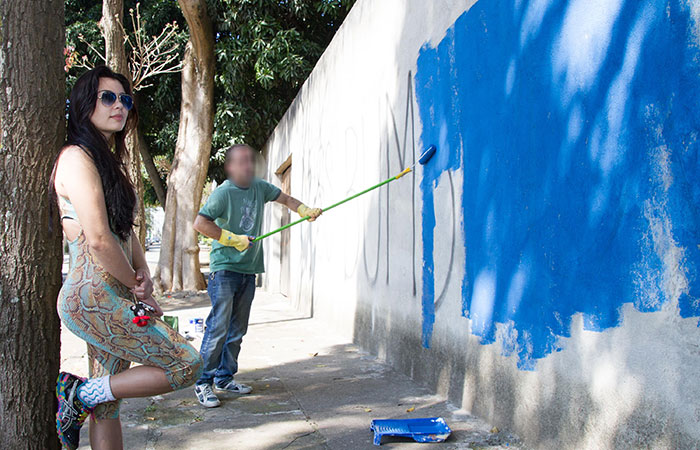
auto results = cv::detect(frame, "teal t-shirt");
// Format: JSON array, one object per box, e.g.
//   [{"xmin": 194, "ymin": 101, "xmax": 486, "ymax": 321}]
[{"xmin": 199, "ymin": 178, "xmax": 281, "ymax": 274}]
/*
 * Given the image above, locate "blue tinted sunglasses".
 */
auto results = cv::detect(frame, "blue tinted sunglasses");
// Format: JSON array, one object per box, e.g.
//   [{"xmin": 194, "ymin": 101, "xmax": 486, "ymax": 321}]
[{"xmin": 97, "ymin": 90, "xmax": 134, "ymax": 111}]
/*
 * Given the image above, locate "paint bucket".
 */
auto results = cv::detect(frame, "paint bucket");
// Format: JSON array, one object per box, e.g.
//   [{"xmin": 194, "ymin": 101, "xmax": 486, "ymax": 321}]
[
  {"xmin": 163, "ymin": 315, "xmax": 179, "ymax": 332},
  {"xmin": 190, "ymin": 318, "xmax": 204, "ymax": 334}
]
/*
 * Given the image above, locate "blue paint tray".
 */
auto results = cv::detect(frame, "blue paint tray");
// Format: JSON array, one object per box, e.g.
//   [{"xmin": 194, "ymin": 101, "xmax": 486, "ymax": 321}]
[{"xmin": 370, "ymin": 417, "xmax": 452, "ymax": 445}]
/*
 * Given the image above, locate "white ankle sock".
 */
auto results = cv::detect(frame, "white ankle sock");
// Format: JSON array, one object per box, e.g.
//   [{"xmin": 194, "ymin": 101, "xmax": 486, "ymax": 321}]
[{"xmin": 77, "ymin": 375, "xmax": 116, "ymax": 408}]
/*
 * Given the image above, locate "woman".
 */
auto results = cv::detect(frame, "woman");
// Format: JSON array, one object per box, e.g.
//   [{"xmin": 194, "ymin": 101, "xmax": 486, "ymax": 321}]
[{"xmin": 53, "ymin": 66, "xmax": 202, "ymax": 450}]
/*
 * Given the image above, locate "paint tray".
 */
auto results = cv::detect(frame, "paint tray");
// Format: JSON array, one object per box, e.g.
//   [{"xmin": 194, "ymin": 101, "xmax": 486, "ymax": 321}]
[{"xmin": 370, "ymin": 417, "xmax": 451, "ymax": 445}]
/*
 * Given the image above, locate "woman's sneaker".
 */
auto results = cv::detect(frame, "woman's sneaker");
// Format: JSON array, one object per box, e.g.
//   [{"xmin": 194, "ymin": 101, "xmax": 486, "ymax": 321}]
[
  {"xmin": 194, "ymin": 384, "xmax": 221, "ymax": 408},
  {"xmin": 215, "ymin": 379, "xmax": 253, "ymax": 394},
  {"xmin": 56, "ymin": 372, "xmax": 92, "ymax": 450}
]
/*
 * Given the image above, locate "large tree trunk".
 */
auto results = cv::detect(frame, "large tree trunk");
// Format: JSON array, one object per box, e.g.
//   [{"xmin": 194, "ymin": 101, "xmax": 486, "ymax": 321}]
[
  {"xmin": 100, "ymin": 0, "xmax": 147, "ymax": 245},
  {"xmin": 0, "ymin": 0, "xmax": 64, "ymax": 448},
  {"xmin": 155, "ymin": 0, "xmax": 214, "ymax": 292}
]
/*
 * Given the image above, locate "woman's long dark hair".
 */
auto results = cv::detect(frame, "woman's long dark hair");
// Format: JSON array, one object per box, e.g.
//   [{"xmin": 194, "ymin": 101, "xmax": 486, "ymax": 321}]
[{"xmin": 51, "ymin": 66, "xmax": 138, "ymax": 241}]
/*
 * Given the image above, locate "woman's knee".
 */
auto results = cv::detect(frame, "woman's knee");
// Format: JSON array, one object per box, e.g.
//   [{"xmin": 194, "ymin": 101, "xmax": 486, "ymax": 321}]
[
  {"xmin": 169, "ymin": 350, "xmax": 203, "ymax": 390},
  {"xmin": 93, "ymin": 400, "xmax": 122, "ymax": 420},
  {"xmin": 189, "ymin": 353, "xmax": 204, "ymax": 384}
]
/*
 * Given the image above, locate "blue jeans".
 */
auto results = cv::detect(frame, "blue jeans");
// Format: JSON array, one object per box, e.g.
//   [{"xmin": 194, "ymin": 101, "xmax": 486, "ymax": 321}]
[{"xmin": 196, "ymin": 270, "xmax": 256, "ymax": 386}]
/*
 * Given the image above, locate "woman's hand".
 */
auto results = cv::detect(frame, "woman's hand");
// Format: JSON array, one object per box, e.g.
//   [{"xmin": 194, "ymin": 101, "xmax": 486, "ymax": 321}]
[
  {"xmin": 132, "ymin": 268, "xmax": 154, "ymax": 300},
  {"xmin": 141, "ymin": 296, "xmax": 164, "ymax": 317}
]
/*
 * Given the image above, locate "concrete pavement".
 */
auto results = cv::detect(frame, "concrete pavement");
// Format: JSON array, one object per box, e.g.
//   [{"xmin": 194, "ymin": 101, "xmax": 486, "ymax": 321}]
[{"xmin": 60, "ymin": 289, "xmax": 523, "ymax": 449}]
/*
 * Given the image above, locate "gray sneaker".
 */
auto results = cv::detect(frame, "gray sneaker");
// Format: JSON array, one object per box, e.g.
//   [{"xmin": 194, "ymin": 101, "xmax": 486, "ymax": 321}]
[
  {"xmin": 194, "ymin": 384, "xmax": 221, "ymax": 408},
  {"xmin": 215, "ymin": 379, "xmax": 253, "ymax": 394}
]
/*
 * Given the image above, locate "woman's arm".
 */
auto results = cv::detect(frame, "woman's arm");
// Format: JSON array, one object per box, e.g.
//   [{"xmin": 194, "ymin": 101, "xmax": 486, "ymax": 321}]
[
  {"xmin": 55, "ymin": 147, "xmax": 138, "ymax": 289},
  {"xmin": 131, "ymin": 231, "xmax": 154, "ymax": 301}
]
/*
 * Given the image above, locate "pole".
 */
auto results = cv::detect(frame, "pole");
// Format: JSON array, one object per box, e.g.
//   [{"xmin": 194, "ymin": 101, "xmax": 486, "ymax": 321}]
[{"xmin": 252, "ymin": 167, "xmax": 412, "ymax": 243}]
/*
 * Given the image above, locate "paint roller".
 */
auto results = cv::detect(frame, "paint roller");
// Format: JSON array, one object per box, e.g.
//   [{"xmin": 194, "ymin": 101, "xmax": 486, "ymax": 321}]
[{"xmin": 252, "ymin": 145, "xmax": 437, "ymax": 243}]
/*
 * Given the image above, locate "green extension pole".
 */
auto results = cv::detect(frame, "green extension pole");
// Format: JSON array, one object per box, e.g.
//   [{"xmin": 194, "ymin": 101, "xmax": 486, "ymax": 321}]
[
  {"xmin": 252, "ymin": 145, "xmax": 436, "ymax": 243},
  {"xmin": 252, "ymin": 169, "xmax": 409, "ymax": 243}
]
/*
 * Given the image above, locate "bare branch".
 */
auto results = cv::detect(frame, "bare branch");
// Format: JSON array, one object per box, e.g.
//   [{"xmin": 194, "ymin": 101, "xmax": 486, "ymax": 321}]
[
  {"xmin": 119, "ymin": 4, "xmax": 184, "ymax": 91},
  {"xmin": 64, "ymin": 33, "xmax": 107, "ymax": 71}
]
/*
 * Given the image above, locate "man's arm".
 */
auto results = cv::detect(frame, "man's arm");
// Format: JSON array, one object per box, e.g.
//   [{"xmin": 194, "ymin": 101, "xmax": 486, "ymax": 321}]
[
  {"xmin": 193, "ymin": 214, "xmax": 224, "ymax": 240},
  {"xmin": 275, "ymin": 192, "xmax": 302, "ymax": 213},
  {"xmin": 275, "ymin": 192, "xmax": 322, "ymax": 222},
  {"xmin": 193, "ymin": 214, "xmax": 252, "ymax": 251}
]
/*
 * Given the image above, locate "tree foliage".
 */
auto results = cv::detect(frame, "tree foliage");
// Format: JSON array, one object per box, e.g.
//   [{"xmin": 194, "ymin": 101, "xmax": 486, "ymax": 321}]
[
  {"xmin": 209, "ymin": 0, "xmax": 353, "ymax": 160},
  {"xmin": 65, "ymin": 0, "xmax": 354, "ymax": 199}
]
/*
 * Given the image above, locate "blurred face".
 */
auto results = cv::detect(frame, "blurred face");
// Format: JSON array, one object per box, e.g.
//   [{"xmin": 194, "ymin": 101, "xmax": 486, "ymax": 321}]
[
  {"xmin": 90, "ymin": 77, "xmax": 130, "ymax": 138},
  {"xmin": 226, "ymin": 146, "xmax": 256, "ymax": 187}
]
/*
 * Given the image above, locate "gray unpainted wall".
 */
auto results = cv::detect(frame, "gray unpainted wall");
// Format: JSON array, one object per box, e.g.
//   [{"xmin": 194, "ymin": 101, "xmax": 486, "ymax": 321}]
[{"xmin": 260, "ymin": 0, "xmax": 700, "ymax": 448}]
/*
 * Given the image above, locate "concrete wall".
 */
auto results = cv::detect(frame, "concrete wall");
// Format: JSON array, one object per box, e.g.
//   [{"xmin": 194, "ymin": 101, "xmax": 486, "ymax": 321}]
[{"xmin": 260, "ymin": 0, "xmax": 700, "ymax": 448}]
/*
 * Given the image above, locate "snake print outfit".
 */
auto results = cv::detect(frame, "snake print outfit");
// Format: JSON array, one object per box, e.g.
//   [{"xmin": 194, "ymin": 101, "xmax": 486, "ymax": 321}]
[{"xmin": 57, "ymin": 197, "xmax": 202, "ymax": 419}]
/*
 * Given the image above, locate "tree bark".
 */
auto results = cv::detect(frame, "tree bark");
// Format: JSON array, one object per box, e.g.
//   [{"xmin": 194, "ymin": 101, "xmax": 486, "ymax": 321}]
[
  {"xmin": 100, "ymin": 0, "xmax": 147, "ymax": 245},
  {"xmin": 0, "ymin": 0, "xmax": 64, "ymax": 448},
  {"xmin": 138, "ymin": 128, "xmax": 167, "ymax": 208},
  {"xmin": 100, "ymin": 0, "xmax": 127, "ymax": 74},
  {"xmin": 155, "ymin": 0, "xmax": 214, "ymax": 291},
  {"xmin": 125, "ymin": 131, "xmax": 147, "ymax": 244}
]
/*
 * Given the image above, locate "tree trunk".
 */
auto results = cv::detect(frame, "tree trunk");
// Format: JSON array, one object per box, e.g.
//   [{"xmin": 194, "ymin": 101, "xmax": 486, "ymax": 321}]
[
  {"xmin": 100, "ymin": 0, "xmax": 126, "ymax": 73},
  {"xmin": 125, "ymin": 133, "xmax": 147, "ymax": 244},
  {"xmin": 100, "ymin": 0, "xmax": 147, "ymax": 245},
  {"xmin": 0, "ymin": 0, "xmax": 64, "ymax": 448},
  {"xmin": 155, "ymin": 0, "xmax": 214, "ymax": 292},
  {"xmin": 138, "ymin": 127, "xmax": 167, "ymax": 208}
]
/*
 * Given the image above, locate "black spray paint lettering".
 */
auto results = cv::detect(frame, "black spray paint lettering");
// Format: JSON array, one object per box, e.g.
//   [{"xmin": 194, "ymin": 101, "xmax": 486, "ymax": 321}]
[{"xmin": 360, "ymin": 71, "xmax": 458, "ymax": 308}]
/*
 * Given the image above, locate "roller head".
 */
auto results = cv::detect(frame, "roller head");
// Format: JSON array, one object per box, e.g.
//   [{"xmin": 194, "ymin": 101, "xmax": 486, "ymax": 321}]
[{"xmin": 418, "ymin": 145, "xmax": 437, "ymax": 165}]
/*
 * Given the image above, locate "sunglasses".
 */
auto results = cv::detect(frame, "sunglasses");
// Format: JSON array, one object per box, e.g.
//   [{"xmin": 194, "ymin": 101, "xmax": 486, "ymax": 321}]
[{"xmin": 97, "ymin": 90, "xmax": 134, "ymax": 111}]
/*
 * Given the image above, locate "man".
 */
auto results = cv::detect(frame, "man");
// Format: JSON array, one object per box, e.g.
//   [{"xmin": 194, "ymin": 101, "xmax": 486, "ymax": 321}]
[{"xmin": 192, "ymin": 144, "xmax": 322, "ymax": 407}]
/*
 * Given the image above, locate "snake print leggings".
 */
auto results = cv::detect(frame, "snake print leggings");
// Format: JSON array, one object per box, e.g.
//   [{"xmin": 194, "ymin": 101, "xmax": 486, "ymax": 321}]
[{"xmin": 58, "ymin": 231, "xmax": 203, "ymax": 419}]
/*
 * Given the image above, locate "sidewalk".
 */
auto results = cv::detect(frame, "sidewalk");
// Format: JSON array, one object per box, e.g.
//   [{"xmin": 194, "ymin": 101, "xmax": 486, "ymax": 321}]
[{"xmin": 60, "ymin": 290, "xmax": 523, "ymax": 449}]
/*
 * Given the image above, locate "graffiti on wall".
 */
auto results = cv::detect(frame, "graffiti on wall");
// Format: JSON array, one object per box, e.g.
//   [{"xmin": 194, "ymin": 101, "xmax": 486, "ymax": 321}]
[
  {"xmin": 360, "ymin": 71, "xmax": 459, "ymax": 309},
  {"xmin": 416, "ymin": 0, "xmax": 700, "ymax": 369}
]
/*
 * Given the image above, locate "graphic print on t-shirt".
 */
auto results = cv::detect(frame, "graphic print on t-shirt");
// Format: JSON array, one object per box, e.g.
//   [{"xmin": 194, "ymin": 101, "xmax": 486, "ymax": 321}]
[{"xmin": 239, "ymin": 198, "xmax": 256, "ymax": 232}]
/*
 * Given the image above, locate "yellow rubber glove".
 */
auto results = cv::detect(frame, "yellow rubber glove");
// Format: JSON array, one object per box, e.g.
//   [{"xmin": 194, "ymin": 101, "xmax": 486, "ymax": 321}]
[
  {"xmin": 297, "ymin": 204, "xmax": 322, "ymax": 222},
  {"xmin": 218, "ymin": 229, "xmax": 252, "ymax": 251}
]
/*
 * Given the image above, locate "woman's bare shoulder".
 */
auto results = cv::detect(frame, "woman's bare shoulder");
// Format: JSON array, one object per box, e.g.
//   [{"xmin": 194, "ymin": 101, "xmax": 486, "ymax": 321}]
[
  {"xmin": 54, "ymin": 146, "xmax": 99, "ymax": 197},
  {"xmin": 58, "ymin": 145, "xmax": 90, "ymax": 162},
  {"xmin": 56, "ymin": 145, "xmax": 96, "ymax": 172}
]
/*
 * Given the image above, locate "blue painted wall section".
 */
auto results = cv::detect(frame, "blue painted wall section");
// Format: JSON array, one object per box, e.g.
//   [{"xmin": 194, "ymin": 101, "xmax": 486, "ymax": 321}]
[{"xmin": 416, "ymin": 0, "xmax": 700, "ymax": 369}]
